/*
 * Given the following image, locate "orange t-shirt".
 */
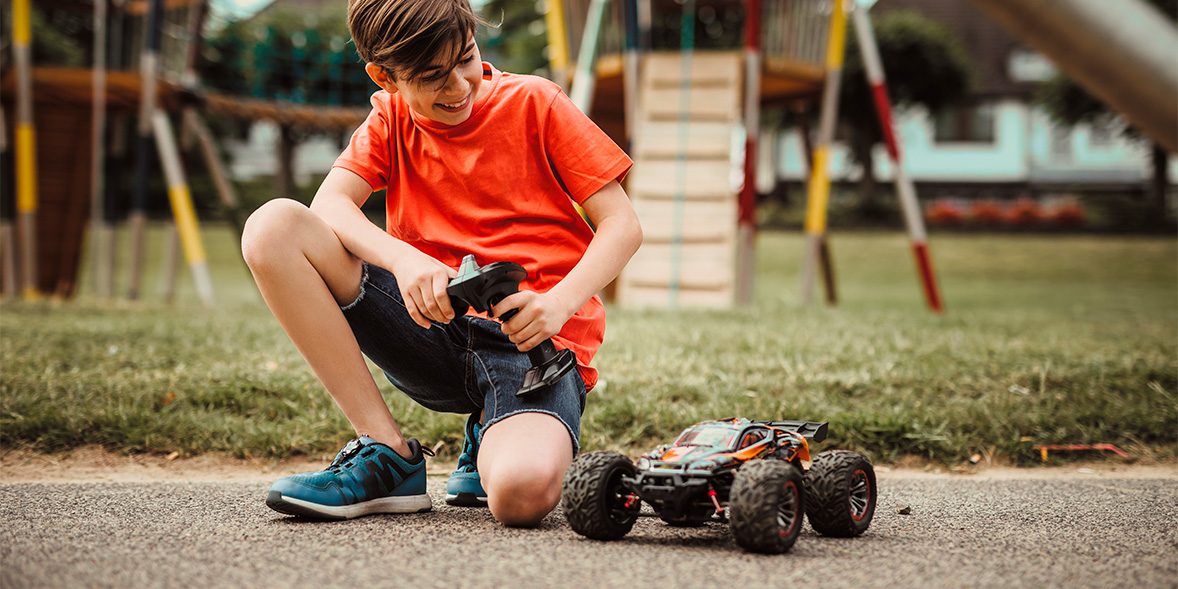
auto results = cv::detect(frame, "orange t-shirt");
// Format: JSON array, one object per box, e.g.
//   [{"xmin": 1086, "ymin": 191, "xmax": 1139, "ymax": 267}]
[{"xmin": 332, "ymin": 63, "xmax": 632, "ymax": 391}]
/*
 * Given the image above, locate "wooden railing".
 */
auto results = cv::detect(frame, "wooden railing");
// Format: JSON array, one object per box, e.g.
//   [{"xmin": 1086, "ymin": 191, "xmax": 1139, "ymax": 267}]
[{"xmin": 560, "ymin": 0, "xmax": 831, "ymax": 72}]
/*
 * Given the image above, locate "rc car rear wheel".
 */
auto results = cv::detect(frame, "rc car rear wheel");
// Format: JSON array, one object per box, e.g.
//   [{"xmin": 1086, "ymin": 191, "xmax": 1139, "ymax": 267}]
[
  {"xmin": 804, "ymin": 450, "xmax": 877, "ymax": 537},
  {"xmin": 561, "ymin": 451, "xmax": 641, "ymax": 541},
  {"xmin": 728, "ymin": 460, "xmax": 805, "ymax": 554}
]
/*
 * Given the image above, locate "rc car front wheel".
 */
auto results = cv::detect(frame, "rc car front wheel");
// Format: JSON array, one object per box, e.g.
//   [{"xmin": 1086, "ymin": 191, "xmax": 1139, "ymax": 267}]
[
  {"xmin": 728, "ymin": 460, "xmax": 805, "ymax": 554},
  {"xmin": 804, "ymin": 450, "xmax": 877, "ymax": 537},
  {"xmin": 561, "ymin": 451, "xmax": 640, "ymax": 541}
]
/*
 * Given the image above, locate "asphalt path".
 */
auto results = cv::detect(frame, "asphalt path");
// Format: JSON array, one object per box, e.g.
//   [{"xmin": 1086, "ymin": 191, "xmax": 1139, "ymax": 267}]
[{"xmin": 1, "ymin": 469, "xmax": 1176, "ymax": 588}]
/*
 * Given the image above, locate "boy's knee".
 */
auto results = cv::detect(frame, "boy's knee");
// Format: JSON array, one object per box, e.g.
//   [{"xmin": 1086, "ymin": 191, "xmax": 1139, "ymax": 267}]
[
  {"xmin": 485, "ymin": 466, "xmax": 563, "ymax": 527},
  {"xmin": 241, "ymin": 198, "xmax": 308, "ymax": 268}
]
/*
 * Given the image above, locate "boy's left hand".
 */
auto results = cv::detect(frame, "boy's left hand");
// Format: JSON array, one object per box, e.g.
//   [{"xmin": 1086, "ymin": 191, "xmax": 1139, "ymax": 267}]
[{"xmin": 493, "ymin": 290, "xmax": 575, "ymax": 352}]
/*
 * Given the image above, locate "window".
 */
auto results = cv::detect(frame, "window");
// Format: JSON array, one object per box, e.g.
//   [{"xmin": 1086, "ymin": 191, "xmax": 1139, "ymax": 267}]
[
  {"xmin": 738, "ymin": 428, "xmax": 768, "ymax": 449},
  {"xmin": 1088, "ymin": 120, "xmax": 1115, "ymax": 149},
  {"xmin": 934, "ymin": 102, "xmax": 996, "ymax": 144},
  {"xmin": 1050, "ymin": 125, "xmax": 1073, "ymax": 161},
  {"xmin": 1007, "ymin": 48, "xmax": 1057, "ymax": 82}
]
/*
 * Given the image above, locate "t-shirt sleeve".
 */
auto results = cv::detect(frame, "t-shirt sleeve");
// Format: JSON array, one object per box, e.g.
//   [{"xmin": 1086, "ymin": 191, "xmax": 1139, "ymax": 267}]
[
  {"xmin": 542, "ymin": 90, "xmax": 633, "ymax": 204},
  {"xmin": 333, "ymin": 92, "xmax": 392, "ymax": 191}
]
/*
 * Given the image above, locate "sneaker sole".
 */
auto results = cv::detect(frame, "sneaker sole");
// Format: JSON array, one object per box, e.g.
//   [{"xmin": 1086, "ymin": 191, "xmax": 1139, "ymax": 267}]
[
  {"xmin": 267, "ymin": 491, "xmax": 432, "ymax": 520},
  {"xmin": 444, "ymin": 491, "xmax": 488, "ymax": 507}
]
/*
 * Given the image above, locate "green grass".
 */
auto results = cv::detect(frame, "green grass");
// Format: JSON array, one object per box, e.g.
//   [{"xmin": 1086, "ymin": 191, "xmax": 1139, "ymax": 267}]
[{"xmin": 2, "ymin": 224, "xmax": 1174, "ymax": 464}]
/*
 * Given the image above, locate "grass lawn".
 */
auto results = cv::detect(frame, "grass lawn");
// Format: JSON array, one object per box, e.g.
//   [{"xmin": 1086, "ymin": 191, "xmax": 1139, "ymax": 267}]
[{"xmin": 1, "ymin": 224, "xmax": 1174, "ymax": 465}]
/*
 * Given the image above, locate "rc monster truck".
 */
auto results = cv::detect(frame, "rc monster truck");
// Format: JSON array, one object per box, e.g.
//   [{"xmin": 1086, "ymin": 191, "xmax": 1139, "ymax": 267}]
[{"xmin": 561, "ymin": 418, "xmax": 877, "ymax": 554}]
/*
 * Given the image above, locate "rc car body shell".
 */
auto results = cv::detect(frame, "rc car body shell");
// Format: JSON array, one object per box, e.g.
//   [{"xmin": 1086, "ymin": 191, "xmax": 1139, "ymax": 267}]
[{"xmin": 622, "ymin": 418, "xmax": 828, "ymax": 522}]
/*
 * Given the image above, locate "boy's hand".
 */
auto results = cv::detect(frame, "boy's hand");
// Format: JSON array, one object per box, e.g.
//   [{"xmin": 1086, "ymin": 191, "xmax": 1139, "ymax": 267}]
[
  {"xmin": 493, "ymin": 291, "xmax": 575, "ymax": 352},
  {"xmin": 391, "ymin": 251, "xmax": 458, "ymax": 329}
]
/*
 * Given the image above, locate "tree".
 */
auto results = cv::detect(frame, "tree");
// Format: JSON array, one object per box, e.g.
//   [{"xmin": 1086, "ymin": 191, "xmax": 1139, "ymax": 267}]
[
  {"xmin": 480, "ymin": 0, "xmax": 549, "ymax": 76},
  {"xmin": 1034, "ymin": 0, "xmax": 1176, "ymax": 225},
  {"xmin": 838, "ymin": 10, "xmax": 974, "ymax": 213}
]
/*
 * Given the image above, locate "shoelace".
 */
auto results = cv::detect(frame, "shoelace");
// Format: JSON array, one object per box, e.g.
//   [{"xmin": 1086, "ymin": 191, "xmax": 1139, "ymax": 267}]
[{"xmin": 454, "ymin": 425, "xmax": 480, "ymax": 473}]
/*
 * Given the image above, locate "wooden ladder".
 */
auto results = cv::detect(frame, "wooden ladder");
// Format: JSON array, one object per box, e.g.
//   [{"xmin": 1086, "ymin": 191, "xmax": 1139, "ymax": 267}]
[{"xmin": 618, "ymin": 51, "xmax": 743, "ymax": 307}]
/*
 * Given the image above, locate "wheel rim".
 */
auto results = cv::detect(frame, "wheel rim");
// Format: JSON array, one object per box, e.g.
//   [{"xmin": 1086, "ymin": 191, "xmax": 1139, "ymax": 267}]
[
  {"xmin": 605, "ymin": 470, "xmax": 637, "ymax": 525},
  {"xmin": 776, "ymin": 480, "xmax": 801, "ymax": 537},
  {"xmin": 849, "ymin": 469, "xmax": 871, "ymax": 521}
]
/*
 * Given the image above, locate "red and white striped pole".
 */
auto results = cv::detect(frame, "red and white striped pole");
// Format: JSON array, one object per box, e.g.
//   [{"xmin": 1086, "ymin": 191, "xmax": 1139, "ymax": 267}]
[
  {"xmin": 736, "ymin": 0, "xmax": 761, "ymax": 305},
  {"xmin": 851, "ymin": 3, "xmax": 943, "ymax": 312}
]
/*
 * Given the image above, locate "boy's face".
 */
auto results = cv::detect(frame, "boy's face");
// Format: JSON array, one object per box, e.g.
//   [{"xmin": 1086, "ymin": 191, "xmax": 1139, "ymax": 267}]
[{"xmin": 367, "ymin": 39, "xmax": 486, "ymax": 126}]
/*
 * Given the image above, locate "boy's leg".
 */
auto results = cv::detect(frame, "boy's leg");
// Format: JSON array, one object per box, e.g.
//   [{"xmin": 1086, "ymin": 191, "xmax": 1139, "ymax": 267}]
[
  {"xmin": 462, "ymin": 316, "xmax": 586, "ymax": 527},
  {"xmin": 477, "ymin": 412, "xmax": 575, "ymax": 527},
  {"xmin": 241, "ymin": 198, "xmax": 408, "ymax": 455}
]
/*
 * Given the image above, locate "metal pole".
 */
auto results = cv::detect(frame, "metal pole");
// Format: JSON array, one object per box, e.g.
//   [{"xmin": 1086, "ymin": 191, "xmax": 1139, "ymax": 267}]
[
  {"xmin": 736, "ymin": 0, "xmax": 762, "ymax": 306},
  {"xmin": 668, "ymin": 0, "xmax": 697, "ymax": 307},
  {"xmin": 151, "ymin": 110, "xmax": 215, "ymax": 307},
  {"xmin": 163, "ymin": 0, "xmax": 208, "ymax": 301},
  {"xmin": 0, "ymin": 107, "xmax": 16, "ymax": 298},
  {"xmin": 100, "ymin": 0, "xmax": 128, "ymax": 298},
  {"xmin": 800, "ymin": 0, "xmax": 846, "ymax": 306},
  {"xmin": 184, "ymin": 110, "xmax": 246, "ymax": 245},
  {"xmin": 622, "ymin": 0, "xmax": 641, "ymax": 143},
  {"xmin": 92, "ymin": 0, "xmax": 110, "ymax": 297},
  {"xmin": 127, "ymin": 0, "xmax": 165, "ymax": 300},
  {"xmin": 544, "ymin": 0, "xmax": 572, "ymax": 92},
  {"xmin": 13, "ymin": 0, "xmax": 40, "ymax": 301},
  {"xmin": 851, "ymin": 4, "xmax": 943, "ymax": 312},
  {"xmin": 569, "ymin": 0, "xmax": 611, "ymax": 113}
]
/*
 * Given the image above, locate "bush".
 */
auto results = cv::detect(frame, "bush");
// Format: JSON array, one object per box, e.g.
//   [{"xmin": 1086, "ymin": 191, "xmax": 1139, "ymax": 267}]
[
  {"xmin": 1048, "ymin": 199, "xmax": 1086, "ymax": 228},
  {"xmin": 925, "ymin": 200, "xmax": 965, "ymax": 226},
  {"xmin": 1006, "ymin": 198, "xmax": 1046, "ymax": 227},
  {"xmin": 969, "ymin": 200, "xmax": 1006, "ymax": 226}
]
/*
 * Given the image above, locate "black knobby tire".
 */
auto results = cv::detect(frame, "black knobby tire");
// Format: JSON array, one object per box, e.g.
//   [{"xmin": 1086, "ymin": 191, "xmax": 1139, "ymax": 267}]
[
  {"xmin": 728, "ymin": 460, "xmax": 806, "ymax": 554},
  {"xmin": 561, "ymin": 451, "xmax": 640, "ymax": 541},
  {"xmin": 804, "ymin": 450, "xmax": 877, "ymax": 537}
]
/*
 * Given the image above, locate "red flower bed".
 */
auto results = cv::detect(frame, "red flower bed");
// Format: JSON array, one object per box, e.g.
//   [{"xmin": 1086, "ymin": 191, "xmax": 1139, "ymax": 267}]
[
  {"xmin": 1006, "ymin": 199, "xmax": 1046, "ymax": 227},
  {"xmin": 969, "ymin": 200, "xmax": 1007, "ymax": 226},
  {"xmin": 925, "ymin": 200, "xmax": 965, "ymax": 226},
  {"xmin": 1048, "ymin": 200, "xmax": 1086, "ymax": 228}
]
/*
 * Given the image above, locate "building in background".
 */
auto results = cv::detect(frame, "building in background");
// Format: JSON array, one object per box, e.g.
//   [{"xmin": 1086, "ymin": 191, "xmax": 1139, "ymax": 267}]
[{"xmin": 773, "ymin": 0, "xmax": 1177, "ymax": 203}]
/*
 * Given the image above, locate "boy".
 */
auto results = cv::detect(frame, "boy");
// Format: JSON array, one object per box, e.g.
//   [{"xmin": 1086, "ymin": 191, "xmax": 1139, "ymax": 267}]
[{"xmin": 241, "ymin": 0, "xmax": 641, "ymax": 527}]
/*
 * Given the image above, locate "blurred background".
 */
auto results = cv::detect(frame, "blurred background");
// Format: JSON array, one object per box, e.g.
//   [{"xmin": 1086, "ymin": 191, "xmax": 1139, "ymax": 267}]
[
  {"xmin": 1, "ymin": 0, "xmax": 1175, "ymax": 302},
  {"xmin": 1, "ymin": 0, "xmax": 1174, "ymax": 464}
]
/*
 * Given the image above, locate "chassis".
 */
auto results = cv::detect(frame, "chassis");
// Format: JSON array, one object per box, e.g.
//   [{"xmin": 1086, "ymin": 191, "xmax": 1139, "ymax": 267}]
[{"xmin": 561, "ymin": 418, "xmax": 877, "ymax": 554}]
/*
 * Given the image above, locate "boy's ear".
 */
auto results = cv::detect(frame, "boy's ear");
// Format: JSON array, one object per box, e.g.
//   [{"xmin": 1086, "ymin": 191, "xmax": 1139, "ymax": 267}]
[{"xmin": 365, "ymin": 62, "xmax": 399, "ymax": 93}]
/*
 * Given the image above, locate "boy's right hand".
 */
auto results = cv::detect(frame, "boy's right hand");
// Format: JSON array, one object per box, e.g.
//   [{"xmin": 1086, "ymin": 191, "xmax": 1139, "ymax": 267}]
[{"xmin": 391, "ymin": 251, "xmax": 458, "ymax": 329}]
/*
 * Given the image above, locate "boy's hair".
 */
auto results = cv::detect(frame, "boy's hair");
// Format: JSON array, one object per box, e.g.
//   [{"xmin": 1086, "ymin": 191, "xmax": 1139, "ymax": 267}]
[{"xmin": 348, "ymin": 0, "xmax": 478, "ymax": 83}]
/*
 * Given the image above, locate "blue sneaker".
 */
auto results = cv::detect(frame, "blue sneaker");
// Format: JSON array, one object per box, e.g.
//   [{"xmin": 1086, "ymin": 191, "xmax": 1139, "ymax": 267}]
[
  {"xmin": 445, "ymin": 413, "xmax": 488, "ymax": 507},
  {"xmin": 266, "ymin": 436, "xmax": 433, "ymax": 520}
]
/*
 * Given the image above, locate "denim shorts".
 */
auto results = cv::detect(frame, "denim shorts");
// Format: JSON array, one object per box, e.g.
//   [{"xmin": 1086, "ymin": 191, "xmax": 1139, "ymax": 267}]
[{"xmin": 340, "ymin": 262, "xmax": 586, "ymax": 453}]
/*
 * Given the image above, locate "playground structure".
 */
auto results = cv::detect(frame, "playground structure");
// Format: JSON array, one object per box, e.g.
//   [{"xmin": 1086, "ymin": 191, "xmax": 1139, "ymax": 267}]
[
  {"xmin": 2, "ymin": 0, "xmax": 1173, "ymax": 309},
  {"xmin": 2, "ymin": 0, "xmax": 214, "ymax": 302},
  {"xmin": 550, "ymin": 0, "xmax": 1174, "ymax": 309},
  {"xmin": 554, "ymin": 0, "xmax": 943, "ymax": 309},
  {"xmin": 0, "ymin": 0, "xmax": 370, "ymax": 304}
]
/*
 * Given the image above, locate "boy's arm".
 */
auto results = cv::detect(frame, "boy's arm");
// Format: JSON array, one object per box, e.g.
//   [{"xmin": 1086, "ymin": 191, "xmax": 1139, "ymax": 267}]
[
  {"xmin": 310, "ymin": 167, "xmax": 457, "ymax": 328},
  {"xmin": 495, "ymin": 180, "xmax": 642, "ymax": 352}
]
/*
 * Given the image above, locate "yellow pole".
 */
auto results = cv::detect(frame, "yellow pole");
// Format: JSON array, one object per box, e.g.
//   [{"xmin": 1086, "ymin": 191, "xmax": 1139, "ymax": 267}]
[
  {"xmin": 800, "ymin": 0, "xmax": 846, "ymax": 306},
  {"xmin": 151, "ymin": 110, "xmax": 215, "ymax": 307},
  {"xmin": 545, "ymin": 0, "xmax": 571, "ymax": 91},
  {"xmin": 13, "ymin": 0, "xmax": 40, "ymax": 301}
]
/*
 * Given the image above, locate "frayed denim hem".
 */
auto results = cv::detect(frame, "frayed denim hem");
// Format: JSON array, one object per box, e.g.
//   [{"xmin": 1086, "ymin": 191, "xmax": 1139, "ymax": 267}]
[
  {"xmin": 482, "ymin": 409, "xmax": 580, "ymax": 455},
  {"xmin": 339, "ymin": 262, "xmax": 370, "ymax": 311}
]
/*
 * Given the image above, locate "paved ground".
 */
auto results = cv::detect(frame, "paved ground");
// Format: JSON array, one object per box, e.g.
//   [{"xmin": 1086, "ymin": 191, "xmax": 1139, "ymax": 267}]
[{"xmin": 1, "ymin": 465, "xmax": 1175, "ymax": 588}]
